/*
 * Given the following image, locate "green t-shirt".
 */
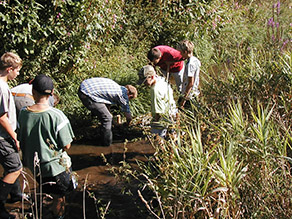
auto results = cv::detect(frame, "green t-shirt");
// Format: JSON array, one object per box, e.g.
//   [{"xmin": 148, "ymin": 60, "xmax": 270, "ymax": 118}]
[{"xmin": 18, "ymin": 107, "xmax": 74, "ymax": 177}]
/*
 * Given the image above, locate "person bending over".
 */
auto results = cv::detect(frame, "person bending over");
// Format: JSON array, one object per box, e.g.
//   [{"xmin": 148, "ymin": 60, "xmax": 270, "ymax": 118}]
[{"xmin": 78, "ymin": 77, "xmax": 137, "ymax": 146}]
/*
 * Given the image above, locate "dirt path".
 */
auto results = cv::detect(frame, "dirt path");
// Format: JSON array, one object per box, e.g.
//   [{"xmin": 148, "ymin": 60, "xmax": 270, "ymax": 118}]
[{"xmin": 4, "ymin": 140, "xmax": 155, "ymax": 219}]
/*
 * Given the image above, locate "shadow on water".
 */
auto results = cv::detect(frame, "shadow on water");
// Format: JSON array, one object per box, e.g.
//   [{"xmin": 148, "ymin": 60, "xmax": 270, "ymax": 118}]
[
  {"xmin": 70, "ymin": 151, "xmax": 154, "ymax": 170},
  {"xmin": 65, "ymin": 139, "xmax": 156, "ymax": 219}
]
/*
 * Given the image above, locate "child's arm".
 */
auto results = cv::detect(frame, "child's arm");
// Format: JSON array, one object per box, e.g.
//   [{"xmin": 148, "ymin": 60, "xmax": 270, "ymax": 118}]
[
  {"xmin": 0, "ymin": 113, "xmax": 19, "ymax": 150},
  {"xmin": 63, "ymin": 143, "xmax": 71, "ymax": 151},
  {"xmin": 179, "ymin": 76, "xmax": 195, "ymax": 108}
]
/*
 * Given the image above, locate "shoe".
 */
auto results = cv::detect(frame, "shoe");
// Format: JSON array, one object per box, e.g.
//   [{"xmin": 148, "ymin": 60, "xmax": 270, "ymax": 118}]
[
  {"xmin": 0, "ymin": 180, "xmax": 15, "ymax": 219},
  {"xmin": 7, "ymin": 178, "xmax": 22, "ymax": 203},
  {"xmin": 0, "ymin": 204, "xmax": 16, "ymax": 219}
]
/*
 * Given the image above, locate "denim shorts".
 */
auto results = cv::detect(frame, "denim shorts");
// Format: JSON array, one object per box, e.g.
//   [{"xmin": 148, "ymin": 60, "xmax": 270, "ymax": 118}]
[
  {"xmin": 0, "ymin": 138, "xmax": 22, "ymax": 173},
  {"xmin": 38, "ymin": 169, "xmax": 77, "ymax": 196}
]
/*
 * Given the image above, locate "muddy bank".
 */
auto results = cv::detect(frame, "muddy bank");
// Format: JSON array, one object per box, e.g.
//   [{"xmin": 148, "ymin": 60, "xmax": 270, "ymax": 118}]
[{"xmin": 4, "ymin": 139, "xmax": 156, "ymax": 219}]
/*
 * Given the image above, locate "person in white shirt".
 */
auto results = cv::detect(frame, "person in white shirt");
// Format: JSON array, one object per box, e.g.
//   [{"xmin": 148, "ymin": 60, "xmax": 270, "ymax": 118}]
[{"xmin": 177, "ymin": 40, "xmax": 201, "ymax": 108}]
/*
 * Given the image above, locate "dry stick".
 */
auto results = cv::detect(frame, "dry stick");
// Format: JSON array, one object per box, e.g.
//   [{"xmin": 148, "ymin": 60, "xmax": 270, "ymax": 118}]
[
  {"xmin": 137, "ymin": 190, "xmax": 160, "ymax": 219},
  {"xmin": 34, "ymin": 152, "xmax": 40, "ymax": 219},
  {"xmin": 86, "ymin": 190, "xmax": 99, "ymax": 218},
  {"xmin": 101, "ymin": 201, "xmax": 111, "ymax": 219},
  {"xmin": 86, "ymin": 189, "xmax": 111, "ymax": 219},
  {"xmin": 21, "ymin": 170, "xmax": 37, "ymax": 218},
  {"xmin": 83, "ymin": 173, "xmax": 89, "ymax": 219},
  {"xmin": 141, "ymin": 173, "xmax": 166, "ymax": 219},
  {"xmin": 123, "ymin": 141, "xmax": 128, "ymax": 162},
  {"xmin": 20, "ymin": 171, "xmax": 30, "ymax": 217},
  {"xmin": 21, "ymin": 171, "xmax": 26, "ymax": 217}
]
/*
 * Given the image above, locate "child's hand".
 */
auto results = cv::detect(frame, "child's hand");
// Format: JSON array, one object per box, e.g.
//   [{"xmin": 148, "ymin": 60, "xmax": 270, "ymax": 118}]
[{"xmin": 15, "ymin": 140, "xmax": 20, "ymax": 151}]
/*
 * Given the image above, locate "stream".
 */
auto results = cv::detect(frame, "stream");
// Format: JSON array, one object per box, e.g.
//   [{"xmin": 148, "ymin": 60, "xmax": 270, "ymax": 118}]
[{"xmin": 4, "ymin": 140, "xmax": 155, "ymax": 219}]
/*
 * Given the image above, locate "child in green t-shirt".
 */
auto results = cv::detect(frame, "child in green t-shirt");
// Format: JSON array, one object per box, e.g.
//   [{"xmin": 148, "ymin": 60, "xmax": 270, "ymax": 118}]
[{"xmin": 18, "ymin": 74, "xmax": 76, "ymax": 219}]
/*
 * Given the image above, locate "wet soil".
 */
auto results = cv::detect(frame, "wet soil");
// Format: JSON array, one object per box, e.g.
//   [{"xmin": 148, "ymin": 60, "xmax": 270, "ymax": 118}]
[{"xmin": 3, "ymin": 127, "xmax": 156, "ymax": 219}]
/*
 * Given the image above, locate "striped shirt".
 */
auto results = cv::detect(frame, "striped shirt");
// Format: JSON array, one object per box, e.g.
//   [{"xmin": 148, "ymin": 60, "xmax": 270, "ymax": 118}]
[{"xmin": 79, "ymin": 77, "xmax": 130, "ymax": 113}]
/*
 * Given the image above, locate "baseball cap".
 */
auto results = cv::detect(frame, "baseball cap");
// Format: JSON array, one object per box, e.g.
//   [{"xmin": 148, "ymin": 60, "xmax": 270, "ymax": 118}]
[
  {"xmin": 137, "ymin": 65, "xmax": 156, "ymax": 85},
  {"xmin": 30, "ymin": 74, "xmax": 54, "ymax": 95}
]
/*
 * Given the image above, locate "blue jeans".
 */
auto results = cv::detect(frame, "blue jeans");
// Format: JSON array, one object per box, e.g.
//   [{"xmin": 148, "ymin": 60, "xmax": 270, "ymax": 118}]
[
  {"xmin": 37, "ymin": 168, "xmax": 76, "ymax": 196},
  {"xmin": 78, "ymin": 89, "xmax": 113, "ymax": 146}
]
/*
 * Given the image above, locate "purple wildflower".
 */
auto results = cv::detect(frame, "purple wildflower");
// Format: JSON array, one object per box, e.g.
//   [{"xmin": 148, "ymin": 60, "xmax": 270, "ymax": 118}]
[
  {"xmin": 268, "ymin": 17, "xmax": 274, "ymax": 27},
  {"xmin": 276, "ymin": 22, "xmax": 279, "ymax": 28},
  {"xmin": 276, "ymin": 1, "xmax": 280, "ymax": 15},
  {"xmin": 281, "ymin": 39, "xmax": 289, "ymax": 51},
  {"xmin": 56, "ymin": 12, "xmax": 61, "ymax": 19}
]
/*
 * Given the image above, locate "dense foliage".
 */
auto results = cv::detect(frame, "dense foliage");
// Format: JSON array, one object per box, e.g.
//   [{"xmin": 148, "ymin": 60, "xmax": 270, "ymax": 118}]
[{"xmin": 1, "ymin": 0, "xmax": 292, "ymax": 218}]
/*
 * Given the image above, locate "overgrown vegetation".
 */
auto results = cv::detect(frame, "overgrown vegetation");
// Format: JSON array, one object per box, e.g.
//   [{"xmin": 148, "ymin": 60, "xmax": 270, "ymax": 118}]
[{"xmin": 1, "ymin": 0, "xmax": 292, "ymax": 218}]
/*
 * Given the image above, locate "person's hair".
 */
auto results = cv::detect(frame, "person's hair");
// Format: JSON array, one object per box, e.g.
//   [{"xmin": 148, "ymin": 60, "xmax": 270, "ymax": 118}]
[
  {"xmin": 147, "ymin": 48, "xmax": 161, "ymax": 62},
  {"xmin": 177, "ymin": 40, "xmax": 194, "ymax": 54},
  {"xmin": 0, "ymin": 52, "xmax": 22, "ymax": 71},
  {"xmin": 125, "ymin": 85, "xmax": 138, "ymax": 99}
]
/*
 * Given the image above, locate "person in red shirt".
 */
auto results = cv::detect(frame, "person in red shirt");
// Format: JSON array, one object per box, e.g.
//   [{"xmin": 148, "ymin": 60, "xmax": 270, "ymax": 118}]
[{"xmin": 147, "ymin": 45, "xmax": 185, "ymax": 92}]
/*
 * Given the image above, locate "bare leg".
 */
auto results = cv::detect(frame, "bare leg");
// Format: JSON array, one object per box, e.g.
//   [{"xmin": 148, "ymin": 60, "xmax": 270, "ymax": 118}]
[{"xmin": 2, "ymin": 169, "xmax": 22, "ymax": 184}]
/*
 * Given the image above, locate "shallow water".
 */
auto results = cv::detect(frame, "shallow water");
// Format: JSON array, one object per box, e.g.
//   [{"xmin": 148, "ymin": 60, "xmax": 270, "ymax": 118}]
[{"xmin": 4, "ymin": 140, "xmax": 155, "ymax": 219}]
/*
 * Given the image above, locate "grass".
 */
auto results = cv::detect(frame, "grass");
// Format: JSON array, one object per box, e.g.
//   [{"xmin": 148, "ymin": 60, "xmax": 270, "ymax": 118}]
[{"xmin": 116, "ymin": 98, "xmax": 292, "ymax": 218}]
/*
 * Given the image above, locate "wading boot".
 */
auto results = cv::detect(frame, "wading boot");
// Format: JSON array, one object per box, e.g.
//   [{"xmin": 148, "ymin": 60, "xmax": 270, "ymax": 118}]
[
  {"xmin": 102, "ymin": 129, "xmax": 112, "ymax": 146},
  {"xmin": 0, "ymin": 180, "xmax": 16, "ymax": 219},
  {"xmin": 7, "ymin": 178, "xmax": 22, "ymax": 203}
]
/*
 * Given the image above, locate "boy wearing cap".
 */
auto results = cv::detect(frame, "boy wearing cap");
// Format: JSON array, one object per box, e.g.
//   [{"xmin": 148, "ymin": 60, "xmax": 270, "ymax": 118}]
[
  {"xmin": 11, "ymin": 83, "xmax": 59, "ymax": 118},
  {"xmin": 18, "ymin": 74, "xmax": 75, "ymax": 218},
  {"xmin": 78, "ymin": 77, "xmax": 137, "ymax": 146},
  {"xmin": 0, "ymin": 52, "xmax": 23, "ymax": 219},
  {"xmin": 138, "ymin": 65, "xmax": 177, "ymax": 138}
]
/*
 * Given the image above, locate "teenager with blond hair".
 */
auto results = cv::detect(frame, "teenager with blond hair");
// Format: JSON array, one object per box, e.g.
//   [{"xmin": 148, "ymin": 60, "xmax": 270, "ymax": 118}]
[{"xmin": 0, "ymin": 52, "xmax": 23, "ymax": 219}]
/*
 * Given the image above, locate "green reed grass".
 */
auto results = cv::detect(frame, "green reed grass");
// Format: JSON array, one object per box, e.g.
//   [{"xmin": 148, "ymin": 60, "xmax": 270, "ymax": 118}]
[{"xmin": 111, "ymin": 98, "xmax": 292, "ymax": 218}]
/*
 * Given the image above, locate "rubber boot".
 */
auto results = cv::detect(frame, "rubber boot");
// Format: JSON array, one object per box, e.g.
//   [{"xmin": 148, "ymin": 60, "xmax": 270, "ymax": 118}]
[
  {"xmin": 0, "ymin": 180, "xmax": 16, "ymax": 219},
  {"xmin": 102, "ymin": 129, "xmax": 112, "ymax": 146},
  {"xmin": 7, "ymin": 178, "xmax": 22, "ymax": 203}
]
